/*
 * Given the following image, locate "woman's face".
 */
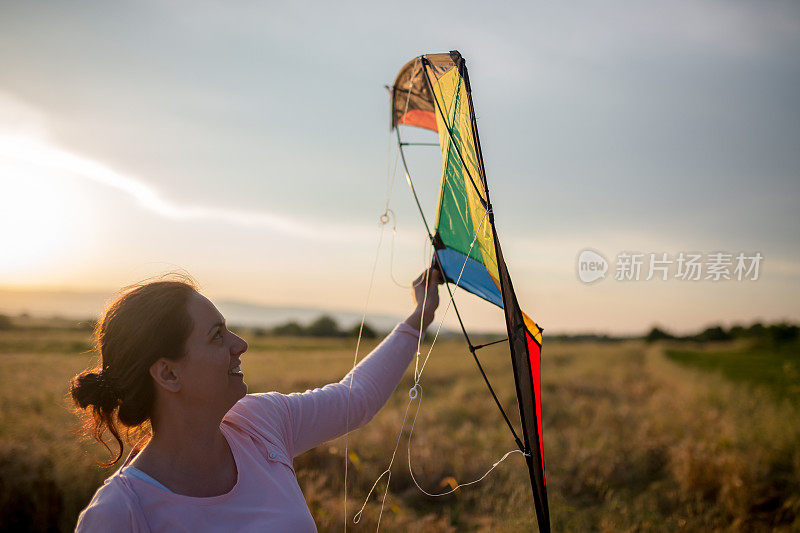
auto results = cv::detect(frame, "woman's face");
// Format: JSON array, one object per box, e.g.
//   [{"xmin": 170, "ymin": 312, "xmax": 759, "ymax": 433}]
[{"xmin": 177, "ymin": 291, "xmax": 249, "ymax": 414}]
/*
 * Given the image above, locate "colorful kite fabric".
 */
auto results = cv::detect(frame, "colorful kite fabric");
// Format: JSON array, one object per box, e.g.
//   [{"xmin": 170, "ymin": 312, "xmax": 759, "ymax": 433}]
[{"xmin": 391, "ymin": 51, "xmax": 550, "ymax": 532}]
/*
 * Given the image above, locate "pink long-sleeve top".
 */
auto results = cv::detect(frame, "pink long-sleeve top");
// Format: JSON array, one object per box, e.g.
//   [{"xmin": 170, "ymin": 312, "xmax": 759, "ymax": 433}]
[{"xmin": 75, "ymin": 323, "xmax": 420, "ymax": 532}]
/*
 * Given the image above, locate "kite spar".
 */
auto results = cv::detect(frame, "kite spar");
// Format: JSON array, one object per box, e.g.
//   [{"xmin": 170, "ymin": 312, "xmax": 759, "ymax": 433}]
[{"xmin": 390, "ymin": 51, "xmax": 550, "ymax": 532}]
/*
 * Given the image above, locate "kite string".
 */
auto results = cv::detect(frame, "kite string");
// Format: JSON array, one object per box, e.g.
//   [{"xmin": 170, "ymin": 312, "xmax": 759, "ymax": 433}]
[
  {"xmin": 343, "ymin": 211, "xmax": 392, "ymax": 532},
  {"xmin": 351, "ymin": 246, "xmax": 430, "ymax": 529},
  {"xmin": 411, "ymin": 243, "xmax": 432, "ymax": 379},
  {"xmin": 349, "ymin": 239, "xmax": 433, "ymax": 529},
  {"xmin": 383, "ymin": 57, "xmax": 420, "ymax": 215},
  {"xmin": 406, "ymin": 385, "xmax": 529, "ymax": 498},
  {"xmin": 385, "ymin": 57, "xmax": 422, "ymax": 290},
  {"xmin": 372, "ymin": 246, "xmax": 431, "ymax": 530},
  {"xmin": 351, "ymin": 384, "xmax": 417, "ymax": 526},
  {"xmin": 346, "ymin": 60, "xmax": 424, "ymax": 530},
  {"xmin": 385, "ymin": 211, "xmax": 429, "ymax": 290},
  {"xmin": 382, "ymin": 209, "xmax": 411, "ymax": 289}
]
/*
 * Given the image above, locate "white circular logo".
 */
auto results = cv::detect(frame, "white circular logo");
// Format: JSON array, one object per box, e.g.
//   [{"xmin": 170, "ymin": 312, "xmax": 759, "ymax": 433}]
[{"xmin": 577, "ymin": 249, "xmax": 608, "ymax": 283}]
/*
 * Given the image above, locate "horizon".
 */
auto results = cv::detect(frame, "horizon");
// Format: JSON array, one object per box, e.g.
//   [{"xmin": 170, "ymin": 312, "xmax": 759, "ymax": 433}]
[{"xmin": 0, "ymin": 284, "xmax": 793, "ymax": 338}]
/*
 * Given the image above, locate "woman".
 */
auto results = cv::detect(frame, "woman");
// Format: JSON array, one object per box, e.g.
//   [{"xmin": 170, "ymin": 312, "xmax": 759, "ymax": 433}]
[{"xmin": 72, "ymin": 269, "xmax": 441, "ymax": 531}]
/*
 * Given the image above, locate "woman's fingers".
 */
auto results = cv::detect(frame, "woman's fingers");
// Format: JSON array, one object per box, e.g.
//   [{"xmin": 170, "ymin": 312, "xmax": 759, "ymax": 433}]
[
  {"xmin": 412, "ymin": 269, "xmax": 442, "ymax": 300},
  {"xmin": 416, "ymin": 266, "xmax": 443, "ymax": 286},
  {"xmin": 405, "ymin": 268, "xmax": 445, "ymax": 332},
  {"xmin": 432, "ymin": 266, "xmax": 444, "ymax": 284}
]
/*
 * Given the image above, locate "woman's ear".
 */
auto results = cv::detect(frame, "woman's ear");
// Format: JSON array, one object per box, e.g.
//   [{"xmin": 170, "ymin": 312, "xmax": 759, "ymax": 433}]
[{"xmin": 150, "ymin": 359, "xmax": 181, "ymax": 393}]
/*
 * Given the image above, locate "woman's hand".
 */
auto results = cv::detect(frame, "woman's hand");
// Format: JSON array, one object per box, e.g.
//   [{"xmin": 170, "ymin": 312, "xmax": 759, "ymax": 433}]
[{"xmin": 403, "ymin": 268, "xmax": 444, "ymax": 333}]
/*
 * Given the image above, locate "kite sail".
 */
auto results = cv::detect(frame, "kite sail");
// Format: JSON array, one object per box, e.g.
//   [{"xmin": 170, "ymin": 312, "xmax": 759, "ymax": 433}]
[{"xmin": 390, "ymin": 51, "xmax": 550, "ymax": 532}]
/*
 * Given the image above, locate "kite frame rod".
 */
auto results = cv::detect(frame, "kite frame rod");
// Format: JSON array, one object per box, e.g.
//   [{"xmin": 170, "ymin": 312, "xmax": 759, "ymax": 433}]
[
  {"xmin": 395, "ymin": 127, "xmax": 524, "ymax": 453},
  {"xmin": 472, "ymin": 337, "xmax": 508, "ymax": 350}
]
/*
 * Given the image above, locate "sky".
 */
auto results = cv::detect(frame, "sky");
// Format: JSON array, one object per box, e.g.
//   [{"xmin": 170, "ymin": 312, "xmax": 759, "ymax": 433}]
[{"xmin": 0, "ymin": 0, "xmax": 798, "ymax": 335}]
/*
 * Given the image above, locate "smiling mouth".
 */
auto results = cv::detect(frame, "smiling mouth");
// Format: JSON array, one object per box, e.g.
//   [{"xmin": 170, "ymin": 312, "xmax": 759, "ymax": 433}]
[{"xmin": 229, "ymin": 364, "xmax": 243, "ymax": 377}]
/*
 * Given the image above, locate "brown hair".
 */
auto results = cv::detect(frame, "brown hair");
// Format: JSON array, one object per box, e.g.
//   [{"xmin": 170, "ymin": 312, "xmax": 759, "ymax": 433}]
[{"xmin": 70, "ymin": 275, "xmax": 197, "ymax": 466}]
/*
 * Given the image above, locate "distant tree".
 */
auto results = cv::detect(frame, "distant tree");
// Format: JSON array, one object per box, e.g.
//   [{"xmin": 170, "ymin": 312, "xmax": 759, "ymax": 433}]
[
  {"xmin": 766, "ymin": 323, "xmax": 799, "ymax": 346},
  {"xmin": 306, "ymin": 315, "xmax": 341, "ymax": 337},
  {"xmin": 747, "ymin": 322, "xmax": 765, "ymax": 338},
  {"xmin": 728, "ymin": 324, "xmax": 746, "ymax": 339},
  {"xmin": 645, "ymin": 326, "xmax": 675, "ymax": 343},
  {"xmin": 349, "ymin": 322, "xmax": 377, "ymax": 339},
  {"xmin": 252, "ymin": 327, "xmax": 268, "ymax": 337},
  {"xmin": 694, "ymin": 325, "xmax": 731, "ymax": 343},
  {"xmin": 0, "ymin": 314, "xmax": 13, "ymax": 331},
  {"xmin": 273, "ymin": 321, "xmax": 305, "ymax": 336}
]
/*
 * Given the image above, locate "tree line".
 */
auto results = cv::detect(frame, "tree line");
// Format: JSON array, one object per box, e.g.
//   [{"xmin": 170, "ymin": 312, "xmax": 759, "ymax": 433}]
[
  {"xmin": 258, "ymin": 315, "xmax": 379, "ymax": 339},
  {"xmin": 645, "ymin": 321, "xmax": 798, "ymax": 346}
]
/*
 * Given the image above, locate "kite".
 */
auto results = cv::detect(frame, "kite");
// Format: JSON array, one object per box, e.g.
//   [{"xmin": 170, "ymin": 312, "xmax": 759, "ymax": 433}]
[{"xmin": 390, "ymin": 51, "xmax": 550, "ymax": 532}]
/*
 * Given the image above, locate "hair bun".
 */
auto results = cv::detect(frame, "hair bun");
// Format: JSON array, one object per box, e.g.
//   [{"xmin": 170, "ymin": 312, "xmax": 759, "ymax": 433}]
[{"xmin": 71, "ymin": 370, "xmax": 119, "ymax": 412}]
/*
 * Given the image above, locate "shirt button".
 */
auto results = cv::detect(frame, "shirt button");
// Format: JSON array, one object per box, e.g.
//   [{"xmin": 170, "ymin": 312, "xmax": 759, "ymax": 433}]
[{"xmin": 269, "ymin": 452, "xmax": 276, "ymax": 459}]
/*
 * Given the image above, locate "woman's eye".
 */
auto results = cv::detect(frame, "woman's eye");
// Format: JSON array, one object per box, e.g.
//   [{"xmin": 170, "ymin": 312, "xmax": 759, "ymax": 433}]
[{"xmin": 213, "ymin": 330, "xmax": 223, "ymax": 340}]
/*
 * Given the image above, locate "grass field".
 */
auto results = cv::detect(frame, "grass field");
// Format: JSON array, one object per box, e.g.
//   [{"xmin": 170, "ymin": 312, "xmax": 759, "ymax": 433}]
[
  {"xmin": 1, "ymin": 326, "xmax": 798, "ymax": 531},
  {"xmin": 666, "ymin": 341, "xmax": 800, "ymax": 401}
]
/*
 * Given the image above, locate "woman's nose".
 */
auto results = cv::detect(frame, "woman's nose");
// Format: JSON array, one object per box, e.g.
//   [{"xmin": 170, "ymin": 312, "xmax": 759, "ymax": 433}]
[{"xmin": 232, "ymin": 334, "xmax": 248, "ymax": 356}]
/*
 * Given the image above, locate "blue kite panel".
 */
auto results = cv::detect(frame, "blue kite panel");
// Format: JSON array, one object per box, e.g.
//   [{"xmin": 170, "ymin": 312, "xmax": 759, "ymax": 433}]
[{"xmin": 437, "ymin": 247, "xmax": 504, "ymax": 308}]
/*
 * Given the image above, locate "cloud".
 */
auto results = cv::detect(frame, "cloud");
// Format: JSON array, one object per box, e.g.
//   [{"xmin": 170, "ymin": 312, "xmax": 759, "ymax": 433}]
[{"xmin": 0, "ymin": 91, "xmax": 373, "ymax": 244}]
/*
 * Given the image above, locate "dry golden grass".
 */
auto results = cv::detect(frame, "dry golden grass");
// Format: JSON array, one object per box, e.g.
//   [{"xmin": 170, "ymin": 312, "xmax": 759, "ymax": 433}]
[{"xmin": 1, "ymin": 330, "xmax": 798, "ymax": 531}]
